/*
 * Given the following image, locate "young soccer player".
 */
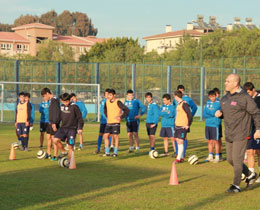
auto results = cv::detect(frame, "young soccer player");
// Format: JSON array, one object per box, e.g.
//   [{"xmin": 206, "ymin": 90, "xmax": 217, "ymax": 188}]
[
  {"xmin": 39, "ymin": 96, "xmax": 50, "ymax": 149},
  {"xmin": 159, "ymin": 94, "xmax": 176, "ymax": 156},
  {"xmin": 70, "ymin": 93, "xmax": 87, "ymax": 150},
  {"xmin": 213, "ymin": 87, "xmax": 223, "ymax": 160},
  {"xmin": 41, "ymin": 88, "xmax": 60, "ymax": 161},
  {"xmin": 145, "ymin": 92, "xmax": 160, "ymax": 151},
  {"xmin": 15, "ymin": 92, "xmax": 31, "ymax": 151},
  {"xmin": 93, "ymin": 88, "xmax": 113, "ymax": 154},
  {"xmin": 53, "ymin": 93, "xmax": 84, "ymax": 161},
  {"xmin": 173, "ymin": 85, "xmax": 197, "ymax": 157},
  {"xmin": 124, "ymin": 89, "xmax": 146, "ymax": 153},
  {"xmin": 24, "ymin": 92, "xmax": 35, "ymax": 129},
  {"xmin": 103, "ymin": 89, "xmax": 129, "ymax": 157},
  {"xmin": 203, "ymin": 90, "xmax": 222, "ymax": 163},
  {"xmin": 174, "ymin": 90, "xmax": 192, "ymax": 163}
]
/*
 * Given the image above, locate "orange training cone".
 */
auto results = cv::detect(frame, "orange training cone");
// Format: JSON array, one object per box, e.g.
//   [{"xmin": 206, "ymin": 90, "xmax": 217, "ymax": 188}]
[
  {"xmin": 69, "ymin": 151, "xmax": 76, "ymax": 169},
  {"xmin": 9, "ymin": 144, "xmax": 16, "ymax": 160},
  {"xmin": 169, "ymin": 162, "xmax": 179, "ymax": 185}
]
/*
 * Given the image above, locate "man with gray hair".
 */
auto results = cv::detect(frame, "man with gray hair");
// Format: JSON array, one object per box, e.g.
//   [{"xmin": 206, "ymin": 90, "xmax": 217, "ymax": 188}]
[{"xmin": 215, "ymin": 74, "xmax": 260, "ymax": 193}]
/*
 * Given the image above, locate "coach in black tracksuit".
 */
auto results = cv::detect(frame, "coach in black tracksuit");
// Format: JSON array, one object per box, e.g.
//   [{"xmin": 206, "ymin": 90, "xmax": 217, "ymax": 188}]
[{"xmin": 216, "ymin": 74, "xmax": 260, "ymax": 193}]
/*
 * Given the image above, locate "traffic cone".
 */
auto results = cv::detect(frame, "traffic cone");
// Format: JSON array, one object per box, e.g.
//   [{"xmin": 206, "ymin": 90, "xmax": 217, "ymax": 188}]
[
  {"xmin": 9, "ymin": 144, "xmax": 16, "ymax": 160},
  {"xmin": 69, "ymin": 151, "xmax": 76, "ymax": 169},
  {"xmin": 169, "ymin": 162, "xmax": 179, "ymax": 185}
]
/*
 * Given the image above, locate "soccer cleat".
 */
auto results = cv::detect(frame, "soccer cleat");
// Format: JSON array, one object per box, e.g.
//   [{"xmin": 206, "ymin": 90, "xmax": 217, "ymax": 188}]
[
  {"xmin": 24, "ymin": 147, "xmax": 29, "ymax": 152},
  {"xmin": 226, "ymin": 184, "xmax": 241, "ymax": 193},
  {"xmin": 57, "ymin": 152, "xmax": 68, "ymax": 160},
  {"xmin": 204, "ymin": 156, "xmax": 214, "ymax": 162},
  {"xmin": 102, "ymin": 153, "xmax": 110, "ymax": 157},
  {"xmin": 174, "ymin": 159, "xmax": 182, "ymax": 164},
  {"xmin": 51, "ymin": 157, "xmax": 57, "ymax": 161},
  {"xmin": 19, "ymin": 147, "xmax": 25, "ymax": 151},
  {"xmin": 112, "ymin": 153, "xmax": 118, "ymax": 157},
  {"xmin": 255, "ymin": 175, "xmax": 260, "ymax": 183},
  {"xmin": 128, "ymin": 149, "xmax": 134, "ymax": 153},
  {"xmin": 246, "ymin": 173, "xmax": 257, "ymax": 190},
  {"xmin": 180, "ymin": 158, "xmax": 184, "ymax": 163},
  {"xmin": 213, "ymin": 159, "xmax": 220, "ymax": 163},
  {"xmin": 45, "ymin": 154, "xmax": 51, "ymax": 159},
  {"xmin": 93, "ymin": 149, "xmax": 100, "ymax": 154},
  {"xmin": 77, "ymin": 146, "xmax": 83, "ymax": 151},
  {"xmin": 110, "ymin": 147, "xmax": 114, "ymax": 152}
]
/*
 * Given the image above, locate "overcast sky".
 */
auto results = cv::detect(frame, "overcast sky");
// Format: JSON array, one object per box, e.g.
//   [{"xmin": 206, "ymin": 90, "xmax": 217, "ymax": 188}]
[{"xmin": 0, "ymin": 0, "xmax": 259, "ymax": 45}]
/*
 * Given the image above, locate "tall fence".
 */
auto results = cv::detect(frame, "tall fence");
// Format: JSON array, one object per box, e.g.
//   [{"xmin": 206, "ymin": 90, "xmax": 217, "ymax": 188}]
[{"xmin": 1, "ymin": 57, "xmax": 260, "ymax": 121}]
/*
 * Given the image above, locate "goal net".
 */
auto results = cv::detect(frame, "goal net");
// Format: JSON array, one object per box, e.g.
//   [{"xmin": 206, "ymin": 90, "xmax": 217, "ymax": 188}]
[{"xmin": 0, "ymin": 81, "xmax": 100, "ymax": 123}]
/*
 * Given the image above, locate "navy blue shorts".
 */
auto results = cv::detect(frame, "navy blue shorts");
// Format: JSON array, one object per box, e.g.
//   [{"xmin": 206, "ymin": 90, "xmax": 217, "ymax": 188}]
[
  {"xmin": 46, "ymin": 124, "xmax": 60, "ymax": 135},
  {"xmin": 160, "ymin": 127, "xmax": 174, "ymax": 138},
  {"xmin": 40, "ymin": 122, "xmax": 49, "ymax": 132},
  {"xmin": 104, "ymin": 124, "xmax": 120, "ymax": 134},
  {"xmin": 54, "ymin": 127, "xmax": 77, "ymax": 146},
  {"xmin": 16, "ymin": 123, "xmax": 29, "ymax": 135},
  {"xmin": 174, "ymin": 126, "xmax": 188, "ymax": 140},
  {"xmin": 219, "ymin": 124, "xmax": 223, "ymax": 138},
  {"xmin": 99, "ymin": 124, "xmax": 107, "ymax": 134},
  {"xmin": 205, "ymin": 126, "xmax": 220, "ymax": 140},
  {"xmin": 126, "ymin": 121, "xmax": 139, "ymax": 133},
  {"xmin": 146, "ymin": 123, "xmax": 157, "ymax": 135}
]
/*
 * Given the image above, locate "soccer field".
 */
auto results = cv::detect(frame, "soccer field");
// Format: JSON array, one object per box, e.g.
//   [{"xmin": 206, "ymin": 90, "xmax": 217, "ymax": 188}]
[{"xmin": 1, "ymin": 121, "xmax": 260, "ymax": 210}]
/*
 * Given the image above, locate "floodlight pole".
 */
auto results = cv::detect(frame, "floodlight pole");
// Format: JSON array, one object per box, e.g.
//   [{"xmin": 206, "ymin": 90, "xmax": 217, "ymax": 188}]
[{"xmin": 200, "ymin": 67, "xmax": 205, "ymax": 121}]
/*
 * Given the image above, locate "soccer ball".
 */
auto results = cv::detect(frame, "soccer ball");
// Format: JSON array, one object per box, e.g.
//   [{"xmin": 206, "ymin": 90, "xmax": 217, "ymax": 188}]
[
  {"xmin": 149, "ymin": 150, "xmax": 159, "ymax": 159},
  {"xmin": 188, "ymin": 155, "xmax": 199, "ymax": 165},
  {"xmin": 241, "ymin": 173, "xmax": 246, "ymax": 182},
  {"xmin": 37, "ymin": 150, "xmax": 46, "ymax": 159},
  {"xmin": 59, "ymin": 157, "xmax": 69, "ymax": 168},
  {"xmin": 12, "ymin": 142, "xmax": 19, "ymax": 150}
]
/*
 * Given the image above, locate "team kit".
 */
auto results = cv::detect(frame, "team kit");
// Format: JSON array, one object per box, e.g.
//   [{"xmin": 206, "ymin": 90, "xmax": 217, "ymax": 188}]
[{"xmin": 14, "ymin": 84, "xmax": 260, "ymax": 178}]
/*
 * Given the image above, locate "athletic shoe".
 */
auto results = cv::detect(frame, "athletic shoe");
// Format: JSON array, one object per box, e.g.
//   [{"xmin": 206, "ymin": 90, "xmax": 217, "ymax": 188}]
[
  {"xmin": 19, "ymin": 147, "xmax": 25, "ymax": 151},
  {"xmin": 110, "ymin": 147, "xmax": 114, "ymax": 152},
  {"xmin": 24, "ymin": 147, "xmax": 29, "ymax": 152},
  {"xmin": 57, "ymin": 152, "xmax": 68, "ymax": 159},
  {"xmin": 40, "ymin": 145, "xmax": 43, "ymax": 149},
  {"xmin": 45, "ymin": 154, "xmax": 51, "ymax": 159},
  {"xmin": 213, "ymin": 159, "xmax": 220, "ymax": 163},
  {"xmin": 112, "ymin": 153, "xmax": 118, "ymax": 157},
  {"xmin": 128, "ymin": 149, "xmax": 134, "ymax": 153},
  {"xmin": 160, "ymin": 152, "xmax": 169, "ymax": 157},
  {"xmin": 180, "ymin": 158, "xmax": 184, "ymax": 163},
  {"xmin": 51, "ymin": 157, "xmax": 57, "ymax": 161},
  {"xmin": 255, "ymin": 175, "xmax": 260, "ymax": 183},
  {"xmin": 171, "ymin": 153, "xmax": 177, "ymax": 158},
  {"xmin": 204, "ymin": 157, "xmax": 214, "ymax": 162},
  {"xmin": 78, "ymin": 146, "xmax": 83, "ymax": 151},
  {"xmin": 246, "ymin": 173, "xmax": 257, "ymax": 190},
  {"xmin": 93, "ymin": 149, "xmax": 100, "ymax": 154},
  {"xmin": 174, "ymin": 159, "xmax": 182, "ymax": 164},
  {"xmin": 226, "ymin": 184, "xmax": 241, "ymax": 193},
  {"xmin": 102, "ymin": 153, "xmax": 110, "ymax": 157}
]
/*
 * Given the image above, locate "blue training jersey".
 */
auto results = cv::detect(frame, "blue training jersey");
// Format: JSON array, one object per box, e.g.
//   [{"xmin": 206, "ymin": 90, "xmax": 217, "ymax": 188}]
[
  {"xmin": 146, "ymin": 102, "xmax": 160, "ymax": 125},
  {"xmin": 124, "ymin": 99, "xmax": 146, "ymax": 122},
  {"xmin": 173, "ymin": 95, "xmax": 198, "ymax": 116},
  {"xmin": 39, "ymin": 101, "xmax": 50, "ymax": 123},
  {"xmin": 160, "ymin": 104, "xmax": 175, "ymax": 128},
  {"xmin": 203, "ymin": 100, "xmax": 221, "ymax": 127},
  {"xmin": 74, "ymin": 101, "xmax": 87, "ymax": 119},
  {"xmin": 100, "ymin": 98, "xmax": 107, "ymax": 124},
  {"xmin": 30, "ymin": 102, "xmax": 35, "ymax": 124}
]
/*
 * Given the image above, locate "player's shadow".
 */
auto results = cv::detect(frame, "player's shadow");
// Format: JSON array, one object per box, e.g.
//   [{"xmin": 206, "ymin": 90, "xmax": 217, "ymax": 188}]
[
  {"xmin": 0, "ymin": 158, "xmax": 168, "ymax": 210},
  {"xmin": 180, "ymin": 175, "xmax": 205, "ymax": 184}
]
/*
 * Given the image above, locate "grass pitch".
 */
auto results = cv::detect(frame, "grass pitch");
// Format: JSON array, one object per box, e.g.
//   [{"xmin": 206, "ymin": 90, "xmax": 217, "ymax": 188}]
[{"xmin": 1, "ymin": 121, "xmax": 260, "ymax": 210}]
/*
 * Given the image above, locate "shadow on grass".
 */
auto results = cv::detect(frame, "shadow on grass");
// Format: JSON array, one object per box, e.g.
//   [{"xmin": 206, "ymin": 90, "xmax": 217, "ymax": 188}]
[{"xmin": 0, "ymin": 158, "xmax": 168, "ymax": 210}]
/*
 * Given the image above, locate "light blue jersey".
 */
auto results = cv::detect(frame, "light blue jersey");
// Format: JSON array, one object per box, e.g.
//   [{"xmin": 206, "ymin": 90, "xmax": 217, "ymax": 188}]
[
  {"xmin": 124, "ymin": 99, "xmax": 146, "ymax": 122},
  {"xmin": 146, "ymin": 102, "xmax": 160, "ymax": 125},
  {"xmin": 39, "ymin": 101, "xmax": 50, "ymax": 123},
  {"xmin": 73, "ymin": 101, "xmax": 87, "ymax": 119},
  {"xmin": 160, "ymin": 104, "xmax": 175, "ymax": 128},
  {"xmin": 30, "ymin": 102, "xmax": 35, "ymax": 124},
  {"xmin": 203, "ymin": 100, "xmax": 221, "ymax": 127}
]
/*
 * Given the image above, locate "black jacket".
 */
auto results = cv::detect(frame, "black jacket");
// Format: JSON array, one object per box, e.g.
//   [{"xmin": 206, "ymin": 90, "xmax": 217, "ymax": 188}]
[
  {"xmin": 49, "ymin": 97, "xmax": 60, "ymax": 125},
  {"xmin": 220, "ymin": 88, "xmax": 260, "ymax": 142}
]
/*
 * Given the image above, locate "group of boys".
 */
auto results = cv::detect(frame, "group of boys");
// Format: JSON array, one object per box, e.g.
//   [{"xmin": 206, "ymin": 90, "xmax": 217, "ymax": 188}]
[
  {"xmin": 15, "ymin": 88, "xmax": 87, "ymax": 162},
  {"xmin": 93, "ymin": 86, "xmax": 196, "ymax": 163}
]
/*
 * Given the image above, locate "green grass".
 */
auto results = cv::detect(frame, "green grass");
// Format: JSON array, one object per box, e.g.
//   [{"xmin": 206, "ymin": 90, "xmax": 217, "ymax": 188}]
[{"xmin": 1, "ymin": 121, "xmax": 260, "ymax": 210}]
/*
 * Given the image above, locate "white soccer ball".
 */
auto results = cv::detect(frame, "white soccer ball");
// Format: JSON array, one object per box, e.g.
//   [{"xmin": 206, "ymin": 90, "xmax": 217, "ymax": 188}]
[
  {"xmin": 188, "ymin": 155, "xmax": 199, "ymax": 165},
  {"xmin": 59, "ymin": 157, "xmax": 69, "ymax": 168},
  {"xmin": 37, "ymin": 150, "xmax": 46, "ymax": 159},
  {"xmin": 12, "ymin": 142, "xmax": 19, "ymax": 150},
  {"xmin": 149, "ymin": 150, "xmax": 159, "ymax": 159},
  {"xmin": 241, "ymin": 173, "xmax": 246, "ymax": 182}
]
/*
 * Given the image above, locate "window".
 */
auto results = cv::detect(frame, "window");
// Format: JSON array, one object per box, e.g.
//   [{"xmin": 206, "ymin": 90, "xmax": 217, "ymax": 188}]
[
  {"xmin": 36, "ymin": 37, "xmax": 47, "ymax": 44},
  {"xmin": 24, "ymin": 45, "xmax": 28, "ymax": 51},
  {"xmin": 7, "ymin": 44, "xmax": 12, "ymax": 50},
  {"xmin": 17, "ymin": 44, "xmax": 22, "ymax": 51},
  {"xmin": 1, "ymin": 43, "xmax": 6, "ymax": 50}
]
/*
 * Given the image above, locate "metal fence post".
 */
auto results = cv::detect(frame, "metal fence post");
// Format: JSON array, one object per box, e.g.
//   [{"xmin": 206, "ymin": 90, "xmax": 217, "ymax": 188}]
[
  {"xmin": 132, "ymin": 64, "xmax": 136, "ymax": 96},
  {"xmin": 167, "ymin": 65, "xmax": 172, "ymax": 94},
  {"xmin": 95, "ymin": 63, "xmax": 100, "ymax": 121},
  {"xmin": 56, "ymin": 62, "xmax": 61, "ymax": 96},
  {"xmin": 200, "ymin": 67, "xmax": 205, "ymax": 121},
  {"xmin": 14, "ymin": 60, "xmax": 19, "ymax": 98}
]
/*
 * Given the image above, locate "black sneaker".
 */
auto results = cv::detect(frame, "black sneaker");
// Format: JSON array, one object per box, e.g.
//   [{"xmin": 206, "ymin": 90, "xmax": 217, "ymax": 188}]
[
  {"xmin": 112, "ymin": 153, "xmax": 118, "ymax": 157},
  {"xmin": 246, "ymin": 173, "xmax": 257, "ymax": 190},
  {"xmin": 93, "ymin": 149, "xmax": 100, "ymax": 154},
  {"xmin": 102, "ymin": 153, "xmax": 110, "ymax": 157},
  {"xmin": 171, "ymin": 153, "xmax": 177, "ymax": 158},
  {"xmin": 225, "ymin": 184, "xmax": 241, "ymax": 193}
]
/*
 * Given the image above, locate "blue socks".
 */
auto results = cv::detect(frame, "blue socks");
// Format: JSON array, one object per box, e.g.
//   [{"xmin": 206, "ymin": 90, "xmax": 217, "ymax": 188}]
[
  {"xmin": 150, "ymin": 147, "xmax": 155, "ymax": 151},
  {"xmin": 97, "ymin": 136, "xmax": 102, "ymax": 150},
  {"xmin": 105, "ymin": 147, "xmax": 110, "ymax": 154},
  {"xmin": 114, "ymin": 147, "xmax": 118, "ymax": 154},
  {"xmin": 24, "ymin": 137, "xmax": 28, "ymax": 148}
]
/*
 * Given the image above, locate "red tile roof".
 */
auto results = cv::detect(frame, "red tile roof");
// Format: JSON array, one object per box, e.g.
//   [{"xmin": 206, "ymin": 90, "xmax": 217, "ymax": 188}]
[
  {"xmin": 143, "ymin": 30, "xmax": 204, "ymax": 40},
  {"xmin": 81, "ymin": 36, "xmax": 107, "ymax": 44},
  {"xmin": 12, "ymin": 23, "xmax": 55, "ymax": 31},
  {"xmin": 55, "ymin": 35, "xmax": 106, "ymax": 46},
  {"xmin": 0, "ymin": 32, "xmax": 30, "ymax": 42}
]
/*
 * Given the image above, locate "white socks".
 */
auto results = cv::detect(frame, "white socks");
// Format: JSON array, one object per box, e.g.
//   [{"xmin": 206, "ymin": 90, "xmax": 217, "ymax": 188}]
[{"xmin": 177, "ymin": 144, "xmax": 184, "ymax": 160}]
